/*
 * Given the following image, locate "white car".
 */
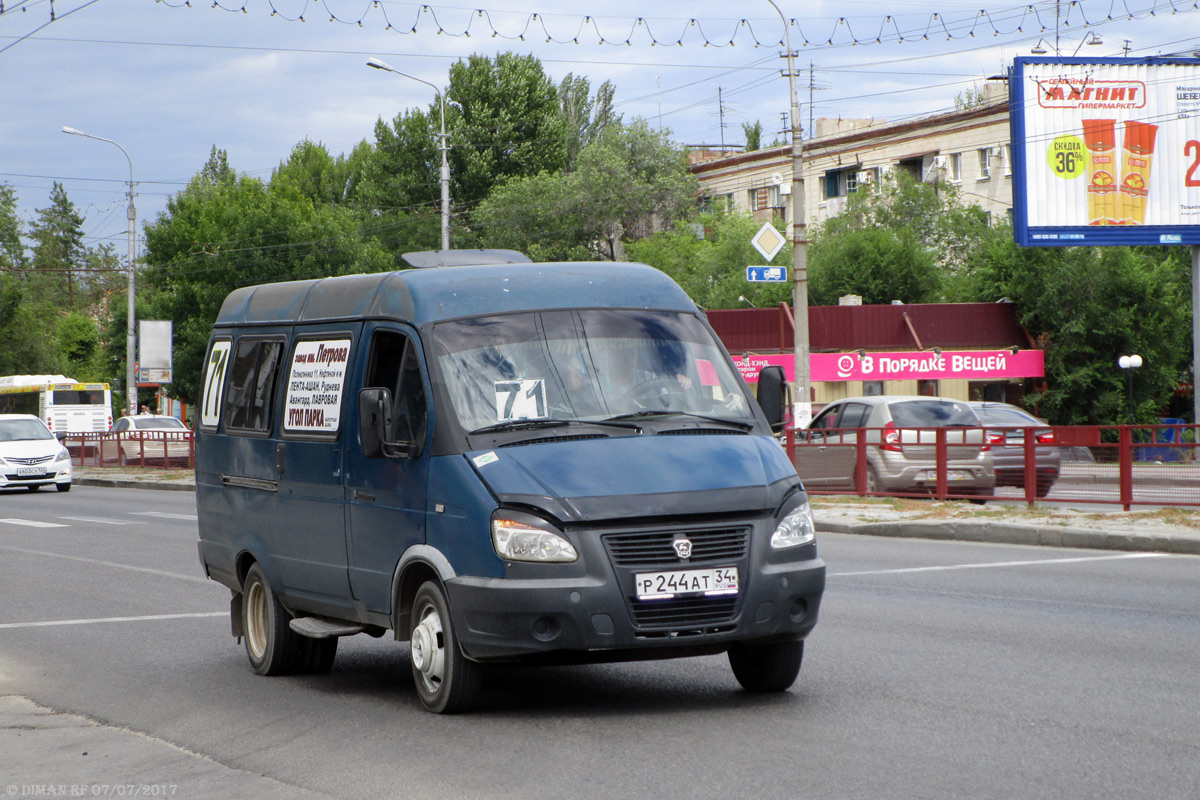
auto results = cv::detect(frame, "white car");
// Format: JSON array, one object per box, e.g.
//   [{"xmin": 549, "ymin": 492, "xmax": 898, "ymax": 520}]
[
  {"xmin": 103, "ymin": 414, "xmax": 193, "ymax": 466},
  {"xmin": 0, "ymin": 413, "xmax": 72, "ymax": 492}
]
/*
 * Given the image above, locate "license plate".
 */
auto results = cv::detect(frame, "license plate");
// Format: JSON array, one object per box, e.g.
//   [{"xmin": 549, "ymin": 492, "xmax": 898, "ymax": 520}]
[
  {"xmin": 634, "ymin": 567, "xmax": 739, "ymax": 600},
  {"xmin": 922, "ymin": 469, "xmax": 969, "ymax": 481},
  {"xmin": 16, "ymin": 467, "xmax": 46, "ymax": 477}
]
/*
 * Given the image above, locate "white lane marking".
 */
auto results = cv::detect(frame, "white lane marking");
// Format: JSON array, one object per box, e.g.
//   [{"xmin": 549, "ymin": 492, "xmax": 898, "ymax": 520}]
[
  {"xmin": 58, "ymin": 516, "xmax": 147, "ymax": 525},
  {"xmin": 0, "ymin": 544, "xmax": 214, "ymax": 584},
  {"xmin": 130, "ymin": 512, "xmax": 198, "ymax": 521},
  {"xmin": 829, "ymin": 552, "xmax": 1171, "ymax": 577},
  {"xmin": 0, "ymin": 612, "xmax": 225, "ymax": 630},
  {"xmin": 0, "ymin": 518, "xmax": 68, "ymax": 528}
]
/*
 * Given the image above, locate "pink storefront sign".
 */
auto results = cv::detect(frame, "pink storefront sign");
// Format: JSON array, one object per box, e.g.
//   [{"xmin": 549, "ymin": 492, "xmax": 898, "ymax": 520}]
[{"xmin": 734, "ymin": 350, "xmax": 1044, "ymax": 383}]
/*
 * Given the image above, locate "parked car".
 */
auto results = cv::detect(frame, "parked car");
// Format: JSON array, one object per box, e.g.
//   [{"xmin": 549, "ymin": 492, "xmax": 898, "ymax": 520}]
[
  {"xmin": 795, "ymin": 395, "xmax": 994, "ymax": 496},
  {"xmin": 102, "ymin": 414, "xmax": 192, "ymax": 466},
  {"xmin": 0, "ymin": 413, "xmax": 72, "ymax": 492},
  {"xmin": 967, "ymin": 401, "xmax": 1060, "ymax": 497}
]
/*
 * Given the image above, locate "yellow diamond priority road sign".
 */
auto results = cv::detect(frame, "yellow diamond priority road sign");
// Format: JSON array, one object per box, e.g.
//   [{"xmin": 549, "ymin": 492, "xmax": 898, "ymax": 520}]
[{"xmin": 750, "ymin": 222, "xmax": 786, "ymax": 262}]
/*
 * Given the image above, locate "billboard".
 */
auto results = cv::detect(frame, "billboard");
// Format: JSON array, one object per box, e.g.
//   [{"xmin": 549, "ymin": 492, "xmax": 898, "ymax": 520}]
[
  {"xmin": 732, "ymin": 350, "xmax": 1044, "ymax": 383},
  {"xmin": 1010, "ymin": 56, "xmax": 1200, "ymax": 246}
]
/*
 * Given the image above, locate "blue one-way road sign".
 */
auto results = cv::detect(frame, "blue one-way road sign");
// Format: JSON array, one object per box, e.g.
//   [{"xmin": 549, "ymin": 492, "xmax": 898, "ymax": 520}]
[{"xmin": 746, "ymin": 266, "xmax": 788, "ymax": 282}]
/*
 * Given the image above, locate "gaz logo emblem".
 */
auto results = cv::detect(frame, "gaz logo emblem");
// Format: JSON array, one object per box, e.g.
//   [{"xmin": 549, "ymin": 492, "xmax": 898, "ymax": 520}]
[{"xmin": 673, "ymin": 538, "xmax": 693, "ymax": 559}]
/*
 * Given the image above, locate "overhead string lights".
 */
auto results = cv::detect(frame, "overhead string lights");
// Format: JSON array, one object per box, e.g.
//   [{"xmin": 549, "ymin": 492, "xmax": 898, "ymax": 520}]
[{"xmin": 168, "ymin": 0, "xmax": 1200, "ymax": 47}]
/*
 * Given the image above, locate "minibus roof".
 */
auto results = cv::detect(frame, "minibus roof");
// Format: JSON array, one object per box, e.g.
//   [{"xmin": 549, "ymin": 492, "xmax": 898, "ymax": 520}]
[{"xmin": 213, "ymin": 261, "xmax": 697, "ymax": 327}]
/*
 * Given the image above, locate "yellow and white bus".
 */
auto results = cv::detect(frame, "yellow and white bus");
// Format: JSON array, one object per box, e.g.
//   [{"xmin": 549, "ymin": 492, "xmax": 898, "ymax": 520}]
[{"xmin": 0, "ymin": 375, "xmax": 112, "ymax": 434}]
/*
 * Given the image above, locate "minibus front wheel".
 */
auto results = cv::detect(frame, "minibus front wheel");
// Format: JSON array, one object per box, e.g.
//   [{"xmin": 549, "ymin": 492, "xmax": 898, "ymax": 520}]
[
  {"xmin": 728, "ymin": 639, "xmax": 804, "ymax": 693},
  {"xmin": 409, "ymin": 581, "xmax": 481, "ymax": 713}
]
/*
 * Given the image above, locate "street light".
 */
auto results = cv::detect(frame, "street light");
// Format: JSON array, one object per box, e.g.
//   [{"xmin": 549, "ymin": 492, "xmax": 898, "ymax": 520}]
[
  {"xmin": 1118, "ymin": 354, "xmax": 1143, "ymax": 424},
  {"xmin": 367, "ymin": 57, "xmax": 450, "ymax": 252},
  {"xmin": 765, "ymin": 0, "xmax": 811, "ymax": 427},
  {"xmin": 62, "ymin": 126, "xmax": 138, "ymax": 419}
]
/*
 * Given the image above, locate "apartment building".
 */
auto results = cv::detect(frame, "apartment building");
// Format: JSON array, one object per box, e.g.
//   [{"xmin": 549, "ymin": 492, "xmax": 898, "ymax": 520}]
[{"xmin": 690, "ymin": 82, "xmax": 1013, "ymax": 233}]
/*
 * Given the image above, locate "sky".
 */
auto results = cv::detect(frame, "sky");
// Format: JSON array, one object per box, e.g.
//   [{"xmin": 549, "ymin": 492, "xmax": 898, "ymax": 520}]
[{"xmin": 2, "ymin": 0, "xmax": 1198, "ymax": 256}]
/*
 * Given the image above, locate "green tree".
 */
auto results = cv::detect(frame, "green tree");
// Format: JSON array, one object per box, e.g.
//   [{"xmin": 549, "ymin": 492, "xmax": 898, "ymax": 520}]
[
  {"xmin": 0, "ymin": 183, "xmax": 25, "ymax": 272},
  {"xmin": 272, "ymin": 139, "xmax": 354, "ymax": 207},
  {"xmin": 141, "ymin": 149, "xmax": 393, "ymax": 404},
  {"xmin": 27, "ymin": 182, "xmax": 89, "ymax": 309},
  {"xmin": 965, "ymin": 231, "xmax": 1189, "ymax": 425},
  {"xmin": 559, "ymin": 74, "xmax": 618, "ymax": 172},
  {"xmin": 56, "ymin": 312, "xmax": 103, "ymax": 380},
  {"xmin": 472, "ymin": 119, "xmax": 696, "ymax": 261},
  {"xmin": 626, "ymin": 212, "xmax": 792, "ymax": 309},
  {"xmin": 446, "ymin": 52, "xmax": 567, "ymax": 210},
  {"xmin": 810, "ymin": 226, "xmax": 942, "ymax": 306},
  {"xmin": 344, "ymin": 113, "xmax": 444, "ymax": 255},
  {"xmin": 817, "ymin": 169, "xmax": 995, "ymax": 279},
  {"xmin": 742, "ymin": 120, "xmax": 763, "ymax": 152}
]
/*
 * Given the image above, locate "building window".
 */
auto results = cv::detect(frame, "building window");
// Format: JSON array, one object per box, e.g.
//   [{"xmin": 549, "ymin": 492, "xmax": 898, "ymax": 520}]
[
  {"xmin": 1003, "ymin": 144, "xmax": 1012, "ymax": 177},
  {"xmin": 917, "ymin": 379, "xmax": 939, "ymax": 397},
  {"xmin": 748, "ymin": 186, "xmax": 782, "ymax": 211},
  {"xmin": 863, "ymin": 380, "xmax": 884, "ymax": 397},
  {"xmin": 948, "ymin": 153, "xmax": 962, "ymax": 183},
  {"xmin": 977, "ymin": 148, "xmax": 991, "ymax": 179},
  {"xmin": 822, "ymin": 167, "xmax": 862, "ymax": 199},
  {"xmin": 700, "ymin": 193, "xmax": 732, "ymax": 213}
]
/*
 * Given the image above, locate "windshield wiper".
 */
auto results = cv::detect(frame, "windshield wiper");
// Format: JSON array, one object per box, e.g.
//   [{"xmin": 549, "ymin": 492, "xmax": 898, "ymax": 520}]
[
  {"xmin": 470, "ymin": 418, "xmax": 642, "ymax": 435},
  {"xmin": 606, "ymin": 411, "xmax": 755, "ymax": 431}
]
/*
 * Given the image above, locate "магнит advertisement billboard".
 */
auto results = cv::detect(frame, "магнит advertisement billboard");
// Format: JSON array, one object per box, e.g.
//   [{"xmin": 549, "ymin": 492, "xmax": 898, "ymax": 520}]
[{"xmin": 1010, "ymin": 56, "xmax": 1200, "ymax": 246}]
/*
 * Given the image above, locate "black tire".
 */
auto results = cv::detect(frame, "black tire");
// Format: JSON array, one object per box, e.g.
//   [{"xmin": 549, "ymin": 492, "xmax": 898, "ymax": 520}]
[
  {"xmin": 26, "ymin": 484, "xmax": 40, "ymax": 492},
  {"xmin": 242, "ymin": 563, "xmax": 301, "ymax": 676},
  {"xmin": 864, "ymin": 465, "xmax": 881, "ymax": 495},
  {"xmin": 409, "ymin": 581, "xmax": 481, "ymax": 714},
  {"xmin": 728, "ymin": 640, "xmax": 804, "ymax": 693},
  {"xmin": 296, "ymin": 636, "xmax": 338, "ymax": 674},
  {"xmin": 56, "ymin": 483, "xmax": 71, "ymax": 493}
]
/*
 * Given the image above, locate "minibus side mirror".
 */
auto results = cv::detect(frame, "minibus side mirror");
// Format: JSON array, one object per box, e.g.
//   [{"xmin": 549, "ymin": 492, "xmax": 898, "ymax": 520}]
[
  {"xmin": 358, "ymin": 388, "xmax": 417, "ymax": 459},
  {"xmin": 756, "ymin": 366, "xmax": 790, "ymax": 434}
]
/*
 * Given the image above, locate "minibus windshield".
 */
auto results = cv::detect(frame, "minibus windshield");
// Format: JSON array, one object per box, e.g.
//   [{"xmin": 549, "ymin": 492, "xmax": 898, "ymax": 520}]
[{"xmin": 431, "ymin": 309, "xmax": 754, "ymax": 434}]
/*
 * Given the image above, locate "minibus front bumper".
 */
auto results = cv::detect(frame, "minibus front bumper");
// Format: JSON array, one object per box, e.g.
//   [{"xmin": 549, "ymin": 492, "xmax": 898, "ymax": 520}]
[{"xmin": 445, "ymin": 554, "xmax": 825, "ymax": 663}]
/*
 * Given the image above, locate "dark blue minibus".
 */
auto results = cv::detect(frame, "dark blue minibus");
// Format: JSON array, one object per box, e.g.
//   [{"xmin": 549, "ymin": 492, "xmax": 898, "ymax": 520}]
[{"xmin": 196, "ymin": 252, "xmax": 824, "ymax": 713}]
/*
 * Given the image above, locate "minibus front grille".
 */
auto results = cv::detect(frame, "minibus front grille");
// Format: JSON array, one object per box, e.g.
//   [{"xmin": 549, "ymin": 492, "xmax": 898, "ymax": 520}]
[
  {"xmin": 602, "ymin": 527, "xmax": 749, "ymax": 567},
  {"xmin": 629, "ymin": 595, "xmax": 740, "ymax": 630}
]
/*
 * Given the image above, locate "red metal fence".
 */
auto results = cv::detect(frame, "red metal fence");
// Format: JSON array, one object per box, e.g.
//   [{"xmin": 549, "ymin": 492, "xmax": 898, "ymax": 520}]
[
  {"xmin": 785, "ymin": 423, "xmax": 1200, "ymax": 510},
  {"xmin": 63, "ymin": 431, "xmax": 195, "ymax": 470}
]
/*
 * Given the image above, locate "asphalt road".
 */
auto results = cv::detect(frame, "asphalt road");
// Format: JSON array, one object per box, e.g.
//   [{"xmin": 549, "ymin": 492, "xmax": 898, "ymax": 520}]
[{"xmin": 1, "ymin": 485, "xmax": 1198, "ymax": 799}]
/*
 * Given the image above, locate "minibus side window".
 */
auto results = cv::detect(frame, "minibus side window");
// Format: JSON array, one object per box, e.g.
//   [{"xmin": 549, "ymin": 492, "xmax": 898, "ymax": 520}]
[
  {"xmin": 366, "ymin": 331, "xmax": 427, "ymax": 454},
  {"xmin": 225, "ymin": 339, "xmax": 284, "ymax": 433}
]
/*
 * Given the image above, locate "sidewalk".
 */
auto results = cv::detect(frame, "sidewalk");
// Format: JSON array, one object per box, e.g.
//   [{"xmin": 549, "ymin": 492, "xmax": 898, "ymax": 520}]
[
  {"xmin": 71, "ymin": 467, "xmax": 1200, "ymax": 556},
  {"xmin": 811, "ymin": 496, "xmax": 1200, "ymax": 556}
]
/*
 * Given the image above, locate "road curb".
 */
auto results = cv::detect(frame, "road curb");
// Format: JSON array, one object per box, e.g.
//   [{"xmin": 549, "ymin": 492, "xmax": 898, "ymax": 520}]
[
  {"xmin": 814, "ymin": 518, "xmax": 1200, "ymax": 556},
  {"xmin": 73, "ymin": 477, "xmax": 196, "ymax": 492}
]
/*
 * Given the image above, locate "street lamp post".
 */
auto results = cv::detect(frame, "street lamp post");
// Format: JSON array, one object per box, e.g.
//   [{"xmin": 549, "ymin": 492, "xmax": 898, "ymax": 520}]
[
  {"xmin": 765, "ymin": 0, "xmax": 811, "ymax": 428},
  {"xmin": 1118, "ymin": 354, "xmax": 1143, "ymax": 424},
  {"xmin": 367, "ymin": 57, "xmax": 450, "ymax": 252},
  {"xmin": 62, "ymin": 126, "xmax": 138, "ymax": 418}
]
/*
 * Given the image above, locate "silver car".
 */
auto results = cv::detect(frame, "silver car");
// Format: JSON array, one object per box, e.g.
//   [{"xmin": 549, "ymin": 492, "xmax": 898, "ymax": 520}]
[
  {"xmin": 967, "ymin": 401, "xmax": 1059, "ymax": 498},
  {"xmin": 795, "ymin": 395, "xmax": 994, "ymax": 496}
]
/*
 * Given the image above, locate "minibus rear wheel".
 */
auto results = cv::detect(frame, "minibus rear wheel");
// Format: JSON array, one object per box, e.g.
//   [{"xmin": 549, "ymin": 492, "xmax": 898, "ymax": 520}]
[
  {"xmin": 242, "ymin": 563, "xmax": 300, "ymax": 676},
  {"xmin": 409, "ymin": 581, "xmax": 481, "ymax": 713},
  {"xmin": 728, "ymin": 640, "xmax": 804, "ymax": 693}
]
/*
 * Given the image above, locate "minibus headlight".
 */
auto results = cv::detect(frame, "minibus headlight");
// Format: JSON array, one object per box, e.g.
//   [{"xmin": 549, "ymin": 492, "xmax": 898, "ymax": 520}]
[
  {"xmin": 492, "ymin": 511, "xmax": 578, "ymax": 563},
  {"xmin": 771, "ymin": 498, "xmax": 816, "ymax": 549}
]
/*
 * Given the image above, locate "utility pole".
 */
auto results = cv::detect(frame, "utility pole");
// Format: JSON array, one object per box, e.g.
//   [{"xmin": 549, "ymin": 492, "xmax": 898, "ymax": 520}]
[
  {"xmin": 62, "ymin": 126, "xmax": 138, "ymax": 417},
  {"xmin": 766, "ymin": 0, "xmax": 811, "ymax": 426},
  {"xmin": 368, "ymin": 58, "xmax": 451, "ymax": 251}
]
